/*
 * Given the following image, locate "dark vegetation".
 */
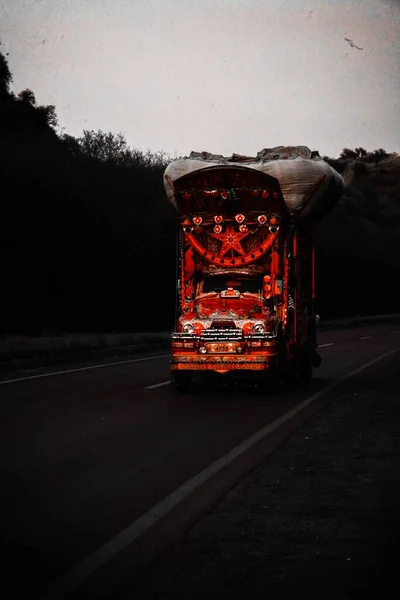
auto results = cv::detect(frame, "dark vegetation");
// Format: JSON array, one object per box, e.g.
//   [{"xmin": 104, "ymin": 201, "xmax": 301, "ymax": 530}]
[{"xmin": 1, "ymin": 42, "xmax": 399, "ymax": 335}]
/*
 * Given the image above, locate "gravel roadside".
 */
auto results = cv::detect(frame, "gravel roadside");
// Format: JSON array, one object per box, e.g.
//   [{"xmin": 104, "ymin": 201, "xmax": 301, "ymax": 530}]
[{"xmin": 127, "ymin": 352, "xmax": 400, "ymax": 599}]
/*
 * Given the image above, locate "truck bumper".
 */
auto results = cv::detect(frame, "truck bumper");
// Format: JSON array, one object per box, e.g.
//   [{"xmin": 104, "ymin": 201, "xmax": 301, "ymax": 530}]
[{"xmin": 171, "ymin": 353, "xmax": 279, "ymax": 375}]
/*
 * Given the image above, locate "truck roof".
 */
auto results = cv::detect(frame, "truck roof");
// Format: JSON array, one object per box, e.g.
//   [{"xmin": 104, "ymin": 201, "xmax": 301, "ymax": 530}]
[{"xmin": 164, "ymin": 145, "xmax": 344, "ymax": 221}]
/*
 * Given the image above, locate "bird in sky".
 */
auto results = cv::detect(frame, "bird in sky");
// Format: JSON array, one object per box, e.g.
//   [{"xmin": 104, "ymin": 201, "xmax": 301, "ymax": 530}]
[{"xmin": 344, "ymin": 37, "xmax": 363, "ymax": 50}]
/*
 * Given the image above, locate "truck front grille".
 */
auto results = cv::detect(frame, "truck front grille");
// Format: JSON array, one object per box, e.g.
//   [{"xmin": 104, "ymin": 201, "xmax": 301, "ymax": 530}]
[{"xmin": 200, "ymin": 328, "xmax": 243, "ymax": 342}]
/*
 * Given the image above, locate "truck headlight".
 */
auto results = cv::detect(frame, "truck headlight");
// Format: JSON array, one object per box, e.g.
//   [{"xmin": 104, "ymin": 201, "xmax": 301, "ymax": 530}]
[
  {"xmin": 183, "ymin": 323, "xmax": 194, "ymax": 334},
  {"xmin": 254, "ymin": 323, "xmax": 265, "ymax": 333}
]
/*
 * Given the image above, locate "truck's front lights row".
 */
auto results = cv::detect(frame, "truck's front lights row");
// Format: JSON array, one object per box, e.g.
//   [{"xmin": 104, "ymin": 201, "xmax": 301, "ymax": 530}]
[{"xmin": 182, "ymin": 322, "xmax": 267, "ymax": 335}]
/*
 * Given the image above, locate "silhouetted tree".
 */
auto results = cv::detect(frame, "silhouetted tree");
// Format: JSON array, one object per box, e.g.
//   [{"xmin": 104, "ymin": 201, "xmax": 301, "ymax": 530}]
[
  {"xmin": 18, "ymin": 88, "xmax": 36, "ymax": 105},
  {"xmin": 0, "ymin": 42, "xmax": 12, "ymax": 97},
  {"xmin": 340, "ymin": 148, "xmax": 357, "ymax": 159},
  {"xmin": 61, "ymin": 133, "xmax": 83, "ymax": 158},
  {"xmin": 75, "ymin": 129, "xmax": 170, "ymax": 170},
  {"xmin": 77, "ymin": 129, "xmax": 131, "ymax": 164},
  {"xmin": 354, "ymin": 147, "xmax": 367, "ymax": 158},
  {"xmin": 16, "ymin": 88, "xmax": 58, "ymax": 128},
  {"xmin": 365, "ymin": 148, "xmax": 389, "ymax": 163},
  {"xmin": 35, "ymin": 104, "xmax": 58, "ymax": 128}
]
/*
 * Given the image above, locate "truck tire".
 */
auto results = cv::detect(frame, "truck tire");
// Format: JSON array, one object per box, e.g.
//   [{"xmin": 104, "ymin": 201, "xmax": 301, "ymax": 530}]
[
  {"xmin": 284, "ymin": 362, "xmax": 298, "ymax": 386},
  {"xmin": 172, "ymin": 372, "xmax": 192, "ymax": 393},
  {"xmin": 266, "ymin": 369, "xmax": 285, "ymax": 392},
  {"xmin": 297, "ymin": 346, "xmax": 314, "ymax": 385}
]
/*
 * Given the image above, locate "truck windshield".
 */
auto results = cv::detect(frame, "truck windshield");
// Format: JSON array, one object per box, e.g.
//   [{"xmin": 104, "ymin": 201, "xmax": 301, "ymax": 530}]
[{"xmin": 201, "ymin": 275, "xmax": 262, "ymax": 295}]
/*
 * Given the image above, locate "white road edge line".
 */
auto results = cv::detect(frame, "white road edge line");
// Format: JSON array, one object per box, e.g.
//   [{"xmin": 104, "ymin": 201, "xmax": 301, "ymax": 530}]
[
  {"xmin": 0, "ymin": 354, "xmax": 170, "ymax": 386},
  {"xmin": 318, "ymin": 343, "xmax": 334, "ymax": 347},
  {"xmin": 40, "ymin": 346, "xmax": 400, "ymax": 600},
  {"xmin": 146, "ymin": 381, "xmax": 170, "ymax": 389},
  {"xmin": 360, "ymin": 336, "xmax": 371, "ymax": 339}
]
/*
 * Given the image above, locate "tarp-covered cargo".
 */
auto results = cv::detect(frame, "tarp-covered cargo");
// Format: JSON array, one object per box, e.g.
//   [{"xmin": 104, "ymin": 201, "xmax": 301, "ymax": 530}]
[{"xmin": 164, "ymin": 145, "xmax": 344, "ymax": 222}]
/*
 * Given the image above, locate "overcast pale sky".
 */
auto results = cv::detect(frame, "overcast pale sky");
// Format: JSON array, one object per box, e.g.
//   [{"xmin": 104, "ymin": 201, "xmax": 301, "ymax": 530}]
[{"xmin": 1, "ymin": 0, "xmax": 399, "ymax": 158}]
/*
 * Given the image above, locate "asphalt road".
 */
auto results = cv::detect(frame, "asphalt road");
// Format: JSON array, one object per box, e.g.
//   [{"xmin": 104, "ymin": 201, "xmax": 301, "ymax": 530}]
[{"xmin": 1, "ymin": 324, "xmax": 399, "ymax": 599}]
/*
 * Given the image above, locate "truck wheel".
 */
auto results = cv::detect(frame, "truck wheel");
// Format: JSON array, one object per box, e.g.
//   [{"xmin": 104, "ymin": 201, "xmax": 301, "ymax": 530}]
[
  {"xmin": 266, "ymin": 370, "xmax": 284, "ymax": 392},
  {"xmin": 172, "ymin": 372, "xmax": 192, "ymax": 393},
  {"xmin": 284, "ymin": 368, "xmax": 298, "ymax": 387},
  {"xmin": 297, "ymin": 348, "xmax": 314, "ymax": 385}
]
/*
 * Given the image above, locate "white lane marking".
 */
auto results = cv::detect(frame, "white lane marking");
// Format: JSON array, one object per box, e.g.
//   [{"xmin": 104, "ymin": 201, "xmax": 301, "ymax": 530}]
[
  {"xmin": 360, "ymin": 336, "xmax": 371, "ymax": 340},
  {"xmin": 318, "ymin": 343, "xmax": 334, "ymax": 347},
  {"xmin": 146, "ymin": 381, "xmax": 170, "ymax": 389},
  {"xmin": 41, "ymin": 346, "xmax": 400, "ymax": 600},
  {"xmin": 0, "ymin": 355, "xmax": 170, "ymax": 386}
]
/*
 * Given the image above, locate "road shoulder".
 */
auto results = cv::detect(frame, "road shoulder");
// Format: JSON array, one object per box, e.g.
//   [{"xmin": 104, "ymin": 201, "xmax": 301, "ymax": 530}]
[{"xmin": 127, "ymin": 352, "xmax": 400, "ymax": 599}]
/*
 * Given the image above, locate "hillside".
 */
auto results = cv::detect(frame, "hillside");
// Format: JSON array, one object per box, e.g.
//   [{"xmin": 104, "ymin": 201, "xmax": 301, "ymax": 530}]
[{"xmin": 314, "ymin": 154, "xmax": 400, "ymax": 317}]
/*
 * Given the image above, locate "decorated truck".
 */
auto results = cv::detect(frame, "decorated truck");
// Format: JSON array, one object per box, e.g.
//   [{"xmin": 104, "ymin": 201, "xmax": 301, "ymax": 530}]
[{"xmin": 163, "ymin": 146, "xmax": 344, "ymax": 392}]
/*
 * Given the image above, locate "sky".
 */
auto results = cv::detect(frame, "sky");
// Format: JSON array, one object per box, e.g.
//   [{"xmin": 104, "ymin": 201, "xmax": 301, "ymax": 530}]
[{"xmin": 1, "ymin": 0, "xmax": 399, "ymax": 159}]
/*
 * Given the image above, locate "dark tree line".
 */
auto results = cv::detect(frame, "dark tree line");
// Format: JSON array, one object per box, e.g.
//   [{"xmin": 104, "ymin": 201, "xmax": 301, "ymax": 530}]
[{"xmin": 1, "ymin": 42, "xmax": 400, "ymax": 334}]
